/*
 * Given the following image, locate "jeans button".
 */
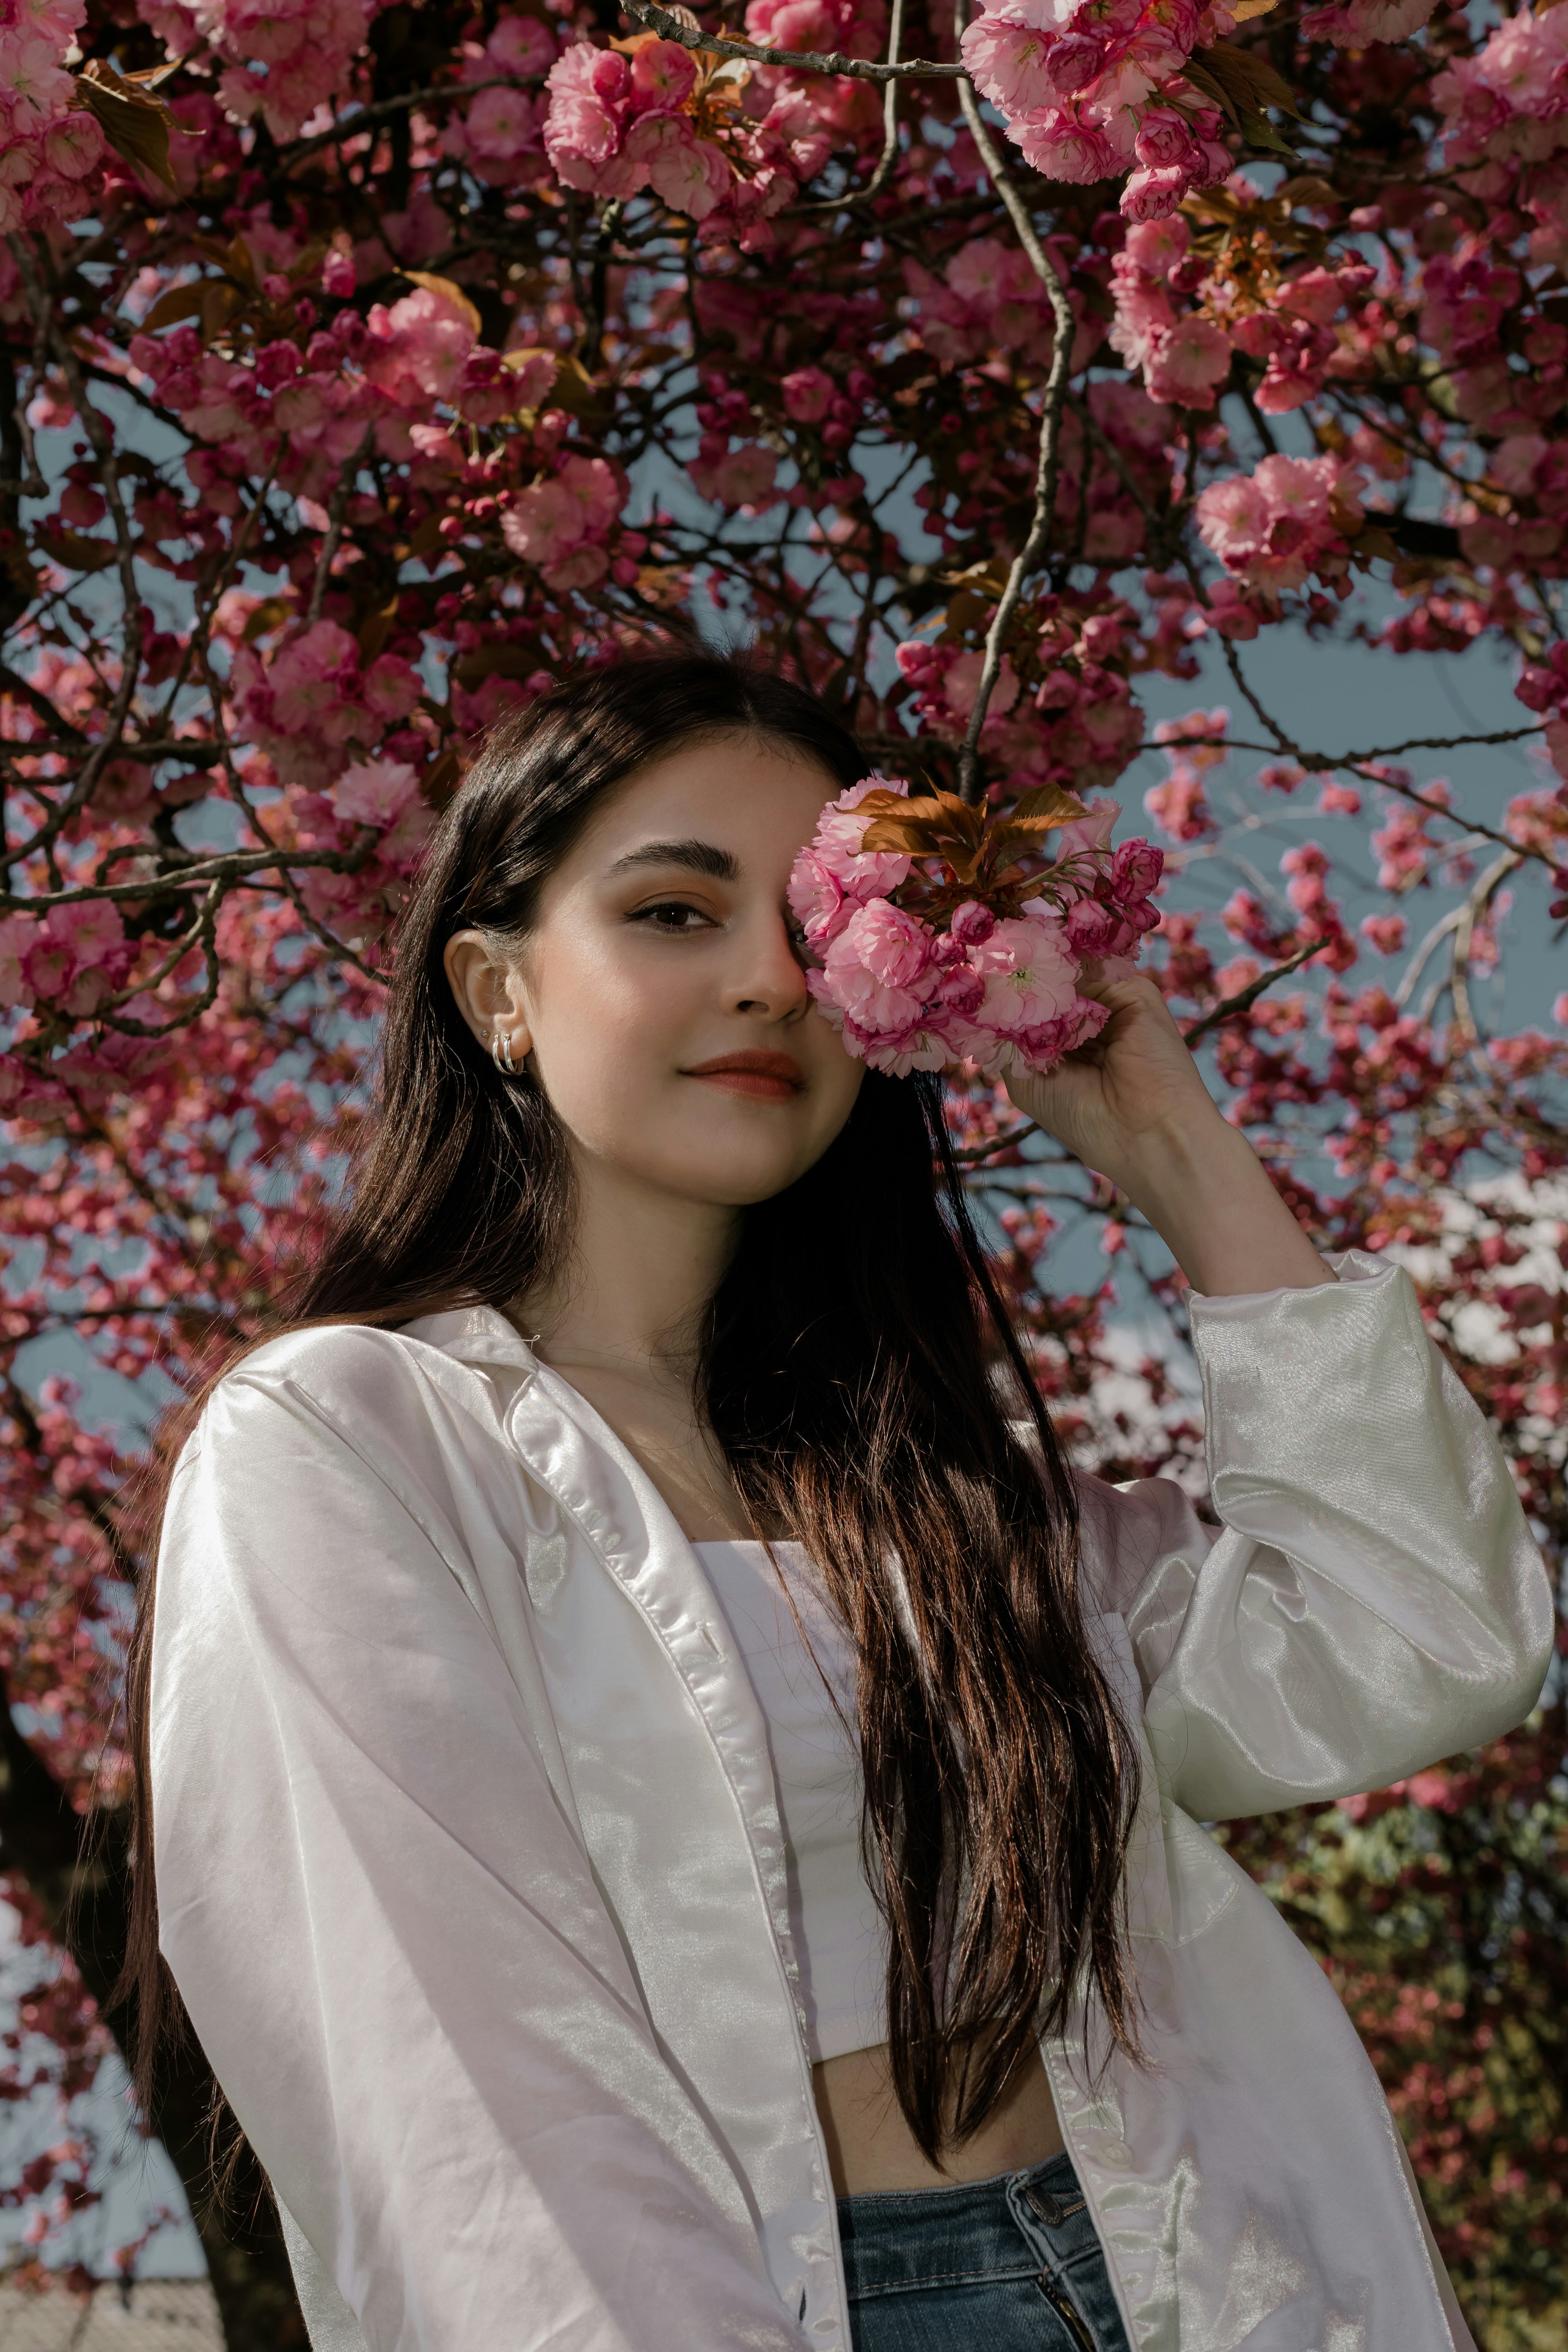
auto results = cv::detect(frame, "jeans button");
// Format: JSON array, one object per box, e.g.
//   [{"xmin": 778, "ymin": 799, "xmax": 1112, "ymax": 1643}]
[{"xmin": 1025, "ymin": 2184, "xmax": 1065, "ymax": 2227}]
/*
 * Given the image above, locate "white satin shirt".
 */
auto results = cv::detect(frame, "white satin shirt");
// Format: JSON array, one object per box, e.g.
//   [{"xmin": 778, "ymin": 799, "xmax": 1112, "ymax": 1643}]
[
  {"xmin": 695, "ymin": 1539, "xmax": 886, "ymax": 2064},
  {"xmin": 150, "ymin": 1253, "xmax": 1554, "ymax": 2352}
]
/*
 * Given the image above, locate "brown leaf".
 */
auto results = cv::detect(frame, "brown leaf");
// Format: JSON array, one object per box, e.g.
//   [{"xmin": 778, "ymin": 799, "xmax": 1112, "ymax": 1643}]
[
  {"xmin": 1182, "ymin": 56, "xmax": 1238, "ymax": 128},
  {"xmin": 401, "ymin": 271, "xmax": 484, "ymax": 338},
  {"xmin": 37, "ymin": 525, "xmax": 117, "ymax": 574},
  {"xmin": 1237, "ymin": 109, "xmax": 1302, "ymax": 159},
  {"xmin": 452, "ymin": 643, "xmax": 542, "ymax": 688},
  {"xmin": 404, "ymin": 510, "xmax": 450, "ymax": 562},
  {"xmin": 858, "ymin": 789, "xmax": 985, "ymax": 858},
  {"xmin": 70, "ymin": 57, "xmax": 180, "ymax": 189},
  {"xmin": 140, "ymin": 285, "xmax": 208, "ymax": 333},
  {"xmin": 984, "ymin": 817, "xmax": 1078, "ymax": 866},
  {"xmin": 858, "ymin": 816, "xmax": 946, "ymax": 854},
  {"xmin": 191, "ymin": 233, "xmax": 259, "ymax": 291},
  {"xmin": 1181, "ymin": 188, "xmax": 1243, "ymax": 227},
  {"xmin": 1194, "ymin": 40, "xmax": 1302, "ymax": 120},
  {"xmin": 1276, "ymin": 175, "xmax": 1338, "ymax": 205},
  {"xmin": 356, "ymin": 595, "xmax": 401, "ymax": 665},
  {"xmin": 198, "ymin": 281, "xmax": 244, "ymax": 342},
  {"xmin": 547, "ymin": 352, "xmax": 610, "ymax": 422},
  {"xmin": 1011, "ymin": 782, "xmax": 1088, "ymax": 825},
  {"xmin": 241, "ymin": 596, "xmax": 292, "ymax": 643}
]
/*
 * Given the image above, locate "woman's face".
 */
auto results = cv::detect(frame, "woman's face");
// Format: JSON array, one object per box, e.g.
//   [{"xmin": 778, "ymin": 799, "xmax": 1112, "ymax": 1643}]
[{"xmin": 444, "ymin": 732, "xmax": 864, "ymax": 1209}]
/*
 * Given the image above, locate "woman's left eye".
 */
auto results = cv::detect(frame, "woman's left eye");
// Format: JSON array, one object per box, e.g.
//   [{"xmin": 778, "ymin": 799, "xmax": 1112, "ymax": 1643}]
[{"xmin": 630, "ymin": 900, "xmax": 714, "ymax": 934}]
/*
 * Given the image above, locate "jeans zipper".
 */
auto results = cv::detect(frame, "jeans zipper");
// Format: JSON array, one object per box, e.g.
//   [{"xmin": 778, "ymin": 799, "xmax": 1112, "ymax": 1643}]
[{"xmin": 1037, "ymin": 2269, "xmax": 1097, "ymax": 2352}]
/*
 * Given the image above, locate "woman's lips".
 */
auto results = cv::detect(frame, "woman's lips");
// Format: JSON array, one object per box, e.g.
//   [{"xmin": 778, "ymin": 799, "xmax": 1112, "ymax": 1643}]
[{"xmin": 683, "ymin": 1050, "xmax": 805, "ymax": 1102}]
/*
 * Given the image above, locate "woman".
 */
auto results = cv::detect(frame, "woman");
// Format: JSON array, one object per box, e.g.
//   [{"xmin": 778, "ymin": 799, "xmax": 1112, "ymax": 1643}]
[{"xmin": 135, "ymin": 652, "xmax": 1552, "ymax": 2352}]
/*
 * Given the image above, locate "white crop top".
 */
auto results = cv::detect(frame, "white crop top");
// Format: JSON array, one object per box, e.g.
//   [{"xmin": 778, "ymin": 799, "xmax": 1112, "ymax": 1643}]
[{"xmin": 694, "ymin": 1540, "xmax": 887, "ymax": 2064}]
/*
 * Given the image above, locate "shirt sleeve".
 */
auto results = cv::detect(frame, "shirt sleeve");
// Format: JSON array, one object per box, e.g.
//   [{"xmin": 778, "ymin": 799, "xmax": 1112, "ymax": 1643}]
[
  {"xmin": 150, "ymin": 1341, "xmax": 805, "ymax": 2352},
  {"xmin": 1078, "ymin": 1251, "xmax": 1555, "ymax": 1822}
]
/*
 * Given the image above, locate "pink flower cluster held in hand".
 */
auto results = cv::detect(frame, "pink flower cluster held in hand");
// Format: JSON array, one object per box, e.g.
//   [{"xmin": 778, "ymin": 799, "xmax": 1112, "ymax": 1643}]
[
  {"xmin": 788, "ymin": 778, "xmax": 1163, "ymax": 1078},
  {"xmin": 959, "ymin": 0, "xmax": 1234, "ymax": 217}
]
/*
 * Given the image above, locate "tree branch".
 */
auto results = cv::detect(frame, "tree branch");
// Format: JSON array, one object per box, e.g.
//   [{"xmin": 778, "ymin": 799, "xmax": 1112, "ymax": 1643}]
[
  {"xmin": 952, "ymin": 14, "xmax": 1075, "ymax": 803},
  {"xmin": 1181, "ymin": 936, "xmax": 1323, "ymax": 1045}
]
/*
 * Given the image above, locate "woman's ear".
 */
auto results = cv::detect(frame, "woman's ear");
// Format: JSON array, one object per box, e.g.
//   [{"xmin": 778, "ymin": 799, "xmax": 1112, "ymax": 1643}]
[{"xmin": 442, "ymin": 931, "xmax": 534, "ymax": 1061}]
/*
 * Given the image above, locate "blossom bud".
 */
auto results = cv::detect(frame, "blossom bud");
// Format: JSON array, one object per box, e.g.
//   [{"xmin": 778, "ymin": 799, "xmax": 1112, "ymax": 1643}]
[
  {"xmin": 1109, "ymin": 839, "xmax": 1164, "ymax": 901},
  {"xmin": 1064, "ymin": 897, "xmax": 1121, "ymax": 955},
  {"xmin": 1043, "ymin": 32, "xmax": 1106, "ymax": 94},
  {"xmin": 1516, "ymin": 664, "xmax": 1561, "ymax": 714},
  {"xmin": 950, "ymin": 900, "xmax": 996, "ymax": 947},
  {"xmin": 937, "ymin": 965, "xmax": 985, "ymax": 1015},
  {"xmin": 1120, "ymin": 164, "xmax": 1190, "ymax": 224},
  {"xmin": 1079, "ymin": 615, "xmax": 1122, "ymax": 661},
  {"xmin": 591, "ymin": 49, "xmax": 630, "ymax": 100},
  {"xmin": 262, "ymin": 272, "xmax": 291, "ymax": 303},
  {"xmin": 322, "ymin": 250, "xmax": 357, "ymax": 297},
  {"xmin": 1133, "ymin": 108, "xmax": 1199, "ymax": 171}
]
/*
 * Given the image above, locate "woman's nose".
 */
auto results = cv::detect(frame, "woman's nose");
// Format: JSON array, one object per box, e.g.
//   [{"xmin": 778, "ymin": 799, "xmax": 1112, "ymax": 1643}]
[{"xmin": 726, "ymin": 914, "xmax": 810, "ymax": 1021}]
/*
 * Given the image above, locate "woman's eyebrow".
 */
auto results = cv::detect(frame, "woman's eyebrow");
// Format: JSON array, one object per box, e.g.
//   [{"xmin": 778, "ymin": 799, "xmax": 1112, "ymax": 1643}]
[{"xmin": 606, "ymin": 839, "xmax": 741, "ymax": 882}]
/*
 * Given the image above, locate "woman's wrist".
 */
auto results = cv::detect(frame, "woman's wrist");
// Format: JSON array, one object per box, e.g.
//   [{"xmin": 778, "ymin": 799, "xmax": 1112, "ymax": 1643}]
[{"xmin": 1108, "ymin": 1106, "xmax": 1335, "ymax": 1298}]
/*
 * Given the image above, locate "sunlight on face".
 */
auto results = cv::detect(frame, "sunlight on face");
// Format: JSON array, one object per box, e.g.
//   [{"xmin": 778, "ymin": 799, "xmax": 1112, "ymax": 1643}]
[{"xmin": 455, "ymin": 733, "xmax": 864, "ymax": 1210}]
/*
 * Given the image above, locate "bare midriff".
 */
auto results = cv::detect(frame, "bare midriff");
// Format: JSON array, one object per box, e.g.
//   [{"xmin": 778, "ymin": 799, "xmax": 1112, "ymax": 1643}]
[{"xmin": 812, "ymin": 2039, "xmax": 1066, "ymax": 2199}]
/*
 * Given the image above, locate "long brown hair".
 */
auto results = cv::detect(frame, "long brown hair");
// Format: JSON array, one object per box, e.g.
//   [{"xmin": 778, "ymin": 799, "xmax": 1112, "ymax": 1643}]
[{"xmin": 120, "ymin": 649, "xmax": 1140, "ymax": 2168}]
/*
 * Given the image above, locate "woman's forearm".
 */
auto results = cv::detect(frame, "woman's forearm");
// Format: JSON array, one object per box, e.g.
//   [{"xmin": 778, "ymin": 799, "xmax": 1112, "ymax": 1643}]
[{"xmin": 1109, "ymin": 1109, "xmax": 1335, "ymax": 1298}]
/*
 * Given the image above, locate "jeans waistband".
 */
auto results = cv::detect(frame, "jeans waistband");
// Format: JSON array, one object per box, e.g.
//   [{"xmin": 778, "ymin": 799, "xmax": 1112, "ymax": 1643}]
[{"xmin": 836, "ymin": 2150, "xmax": 1090, "ymax": 2298}]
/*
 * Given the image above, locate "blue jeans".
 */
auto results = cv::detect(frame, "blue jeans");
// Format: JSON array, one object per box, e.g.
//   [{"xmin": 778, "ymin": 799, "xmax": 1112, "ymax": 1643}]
[{"xmin": 837, "ymin": 2151, "xmax": 1131, "ymax": 2352}]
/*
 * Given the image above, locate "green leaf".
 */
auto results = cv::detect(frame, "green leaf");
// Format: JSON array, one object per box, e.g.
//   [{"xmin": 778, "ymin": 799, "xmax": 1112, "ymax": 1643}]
[{"xmin": 1239, "ymin": 108, "xmax": 1302, "ymax": 158}]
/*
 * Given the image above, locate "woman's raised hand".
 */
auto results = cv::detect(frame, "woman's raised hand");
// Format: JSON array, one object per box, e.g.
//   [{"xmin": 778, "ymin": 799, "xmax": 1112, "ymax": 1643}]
[{"xmin": 1004, "ymin": 969, "xmax": 1335, "ymax": 1298}]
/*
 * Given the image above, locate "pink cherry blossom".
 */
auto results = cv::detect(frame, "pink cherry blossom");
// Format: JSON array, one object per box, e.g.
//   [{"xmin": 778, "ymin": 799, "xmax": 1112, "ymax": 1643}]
[
  {"xmin": 1143, "ymin": 315, "xmax": 1232, "ymax": 407},
  {"xmin": 968, "ymin": 911, "xmax": 1081, "ymax": 1037},
  {"xmin": 814, "ymin": 905, "xmax": 932, "ymax": 1039},
  {"xmin": 334, "ymin": 758, "xmax": 420, "ymax": 826},
  {"xmin": 623, "ymin": 115, "xmax": 732, "ymax": 217},
  {"xmin": 782, "ymin": 367, "xmax": 835, "ymax": 423},
  {"xmin": 364, "ymin": 285, "xmax": 478, "ymax": 406},
  {"xmin": 631, "ymin": 37, "xmax": 697, "ymax": 108},
  {"xmin": 1054, "ymin": 795, "xmax": 1122, "ymax": 859},
  {"xmin": 806, "ymin": 778, "xmax": 913, "ymax": 907}
]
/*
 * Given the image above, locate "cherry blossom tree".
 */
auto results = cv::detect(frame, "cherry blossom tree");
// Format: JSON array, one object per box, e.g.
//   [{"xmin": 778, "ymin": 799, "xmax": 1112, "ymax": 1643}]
[{"xmin": 0, "ymin": 0, "xmax": 1564, "ymax": 2334}]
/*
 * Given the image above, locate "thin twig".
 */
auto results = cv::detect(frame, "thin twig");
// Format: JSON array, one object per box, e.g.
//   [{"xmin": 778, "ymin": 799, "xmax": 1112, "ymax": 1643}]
[
  {"xmin": 1181, "ymin": 935, "xmax": 1323, "ymax": 1046},
  {"xmin": 0, "ymin": 836, "xmax": 380, "ymax": 914},
  {"xmin": 950, "ymin": 1117, "xmax": 1044, "ymax": 1167},
  {"xmin": 797, "ymin": 0, "xmax": 906, "ymax": 214},
  {"xmin": 621, "ymin": 0, "xmax": 963, "ymax": 78},
  {"xmin": 12, "ymin": 239, "xmax": 142, "ymax": 863},
  {"xmin": 156, "ymin": 448, "xmax": 283, "ymax": 726},
  {"xmin": 279, "ymin": 76, "xmax": 545, "ymax": 163},
  {"xmin": 952, "ymin": 9, "xmax": 1075, "ymax": 802},
  {"xmin": 307, "ymin": 427, "xmax": 375, "ymax": 627},
  {"xmin": 1449, "ymin": 849, "xmax": 1522, "ymax": 1044}
]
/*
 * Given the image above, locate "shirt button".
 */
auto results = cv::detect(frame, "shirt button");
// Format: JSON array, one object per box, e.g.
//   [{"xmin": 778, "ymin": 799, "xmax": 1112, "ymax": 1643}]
[{"xmin": 1094, "ymin": 2137, "xmax": 1133, "ymax": 2169}]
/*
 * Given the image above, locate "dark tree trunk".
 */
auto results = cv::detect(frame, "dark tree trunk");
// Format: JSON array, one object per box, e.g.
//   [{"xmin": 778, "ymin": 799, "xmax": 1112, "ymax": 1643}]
[{"xmin": 0, "ymin": 1677, "xmax": 307, "ymax": 2349}]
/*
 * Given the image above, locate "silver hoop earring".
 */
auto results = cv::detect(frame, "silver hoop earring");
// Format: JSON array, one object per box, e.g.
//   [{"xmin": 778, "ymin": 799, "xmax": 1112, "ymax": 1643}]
[{"xmin": 491, "ymin": 1029, "xmax": 518, "ymax": 1077}]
